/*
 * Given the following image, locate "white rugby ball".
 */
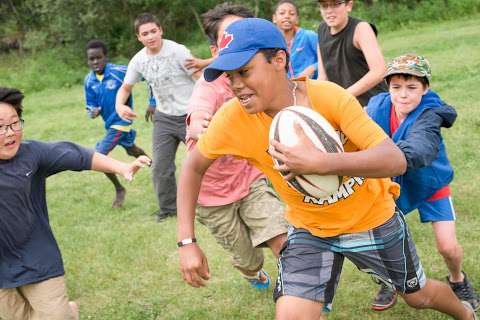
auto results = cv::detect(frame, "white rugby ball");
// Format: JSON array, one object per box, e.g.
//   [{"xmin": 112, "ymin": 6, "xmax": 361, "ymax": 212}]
[{"xmin": 269, "ymin": 106, "xmax": 344, "ymax": 198}]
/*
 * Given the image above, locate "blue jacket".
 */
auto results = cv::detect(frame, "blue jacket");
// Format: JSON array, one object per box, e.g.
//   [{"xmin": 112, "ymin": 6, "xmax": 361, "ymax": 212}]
[
  {"xmin": 367, "ymin": 90, "xmax": 456, "ymax": 214},
  {"xmin": 289, "ymin": 28, "xmax": 318, "ymax": 79}
]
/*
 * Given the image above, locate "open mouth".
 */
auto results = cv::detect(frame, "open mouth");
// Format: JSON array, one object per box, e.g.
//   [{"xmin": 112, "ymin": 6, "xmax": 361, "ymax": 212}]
[
  {"xmin": 4, "ymin": 140, "xmax": 16, "ymax": 147},
  {"xmin": 238, "ymin": 94, "xmax": 253, "ymax": 106}
]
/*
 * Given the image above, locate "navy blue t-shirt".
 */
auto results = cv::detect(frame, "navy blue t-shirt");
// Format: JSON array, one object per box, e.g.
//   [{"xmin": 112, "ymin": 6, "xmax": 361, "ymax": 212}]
[{"xmin": 0, "ymin": 140, "xmax": 94, "ymax": 288}]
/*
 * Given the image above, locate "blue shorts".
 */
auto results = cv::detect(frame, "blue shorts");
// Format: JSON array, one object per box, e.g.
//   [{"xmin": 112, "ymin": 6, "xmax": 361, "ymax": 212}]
[
  {"xmin": 417, "ymin": 196, "xmax": 456, "ymax": 223},
  {"xmin": 96, "ymin": 128, "xmax": 136, "ymax": 155},
  {"xmin": 273, "ymin": 211, "xmax": 426, "ymax": 312}
]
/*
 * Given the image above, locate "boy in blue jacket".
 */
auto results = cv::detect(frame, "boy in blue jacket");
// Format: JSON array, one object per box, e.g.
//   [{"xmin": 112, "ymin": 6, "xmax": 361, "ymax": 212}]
[{"xmin": 367, "ymin": 54, "xmax": 479, "ymax": 312}]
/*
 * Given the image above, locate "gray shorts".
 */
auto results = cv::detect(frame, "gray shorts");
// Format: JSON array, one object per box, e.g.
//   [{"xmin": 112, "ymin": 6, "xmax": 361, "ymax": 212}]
[{"xmin": 273, "ymin": 210, "xmax": 426, "ymax": 312}]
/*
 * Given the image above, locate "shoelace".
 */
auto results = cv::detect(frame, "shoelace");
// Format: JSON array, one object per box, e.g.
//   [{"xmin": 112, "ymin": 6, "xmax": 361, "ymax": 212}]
[{"xmin": 452, "ymin": 281, "xmax": 479, "ymax": 301}]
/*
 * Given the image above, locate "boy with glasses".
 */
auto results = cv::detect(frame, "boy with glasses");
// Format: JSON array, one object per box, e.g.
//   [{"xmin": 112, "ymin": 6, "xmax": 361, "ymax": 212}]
[
  {"xmin": 0, "ymin": 87, "xmax": 150, "ymax": 320},
  {"xmin": 316, "ymin": 0, "xmax": 387, "ymax": 106}
]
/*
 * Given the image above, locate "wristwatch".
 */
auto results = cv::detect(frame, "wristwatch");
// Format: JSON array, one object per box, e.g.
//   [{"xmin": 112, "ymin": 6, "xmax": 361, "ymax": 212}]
[{"xmin": 177, "ymin": 237, "xmax": 197, "ymax": 248}]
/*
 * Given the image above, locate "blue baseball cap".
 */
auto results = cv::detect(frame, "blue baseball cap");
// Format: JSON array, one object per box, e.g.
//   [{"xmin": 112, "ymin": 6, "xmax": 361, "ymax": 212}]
[{"xmin": 204, "ymin": 18, "xmax": 287, "ymax": 82}]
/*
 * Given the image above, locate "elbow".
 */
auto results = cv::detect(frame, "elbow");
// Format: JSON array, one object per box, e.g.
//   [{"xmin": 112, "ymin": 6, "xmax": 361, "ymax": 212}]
[{"xmin": 392, "ymin": 147, "xmax": 407, "ymax": 176}]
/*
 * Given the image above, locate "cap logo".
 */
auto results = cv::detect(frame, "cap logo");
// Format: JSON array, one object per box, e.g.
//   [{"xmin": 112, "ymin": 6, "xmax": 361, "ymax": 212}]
[{"xmin": 219, "ymin": 31, "xmax": 234, "ymax": 51}]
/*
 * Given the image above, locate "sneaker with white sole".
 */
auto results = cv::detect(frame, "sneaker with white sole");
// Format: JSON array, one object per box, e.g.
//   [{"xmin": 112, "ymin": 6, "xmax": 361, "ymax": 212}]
[
  {"xmin": 243, "ymin": 269, "xmax": 270, "ymax": 289},
  {"xmin": 372, "ymin": 283, "xmax": 397, "ymax": 311},
  {"xmin": 448, "ymin": 272, "xmax": 480, "ymax": 311}
]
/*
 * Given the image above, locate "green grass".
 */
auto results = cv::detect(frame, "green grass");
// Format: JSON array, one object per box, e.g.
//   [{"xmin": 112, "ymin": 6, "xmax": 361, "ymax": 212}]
[{"xmin": 11, "ymin": 15, "xmax": 480, "ymax": 319}]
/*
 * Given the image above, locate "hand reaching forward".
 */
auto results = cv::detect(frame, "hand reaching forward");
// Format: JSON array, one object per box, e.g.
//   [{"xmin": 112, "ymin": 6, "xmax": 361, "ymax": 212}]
[
  {"xmin": 122, "ymin": 156, "xmax": 151, "ymax": 181},
  {"xmin": 179, "ymin": 244, "xmax": 210, "ymax": 288}
]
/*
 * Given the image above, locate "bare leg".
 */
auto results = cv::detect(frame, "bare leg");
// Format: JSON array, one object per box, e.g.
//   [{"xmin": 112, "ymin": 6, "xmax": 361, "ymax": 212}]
[
  {"xmin": 104, "ymin": 173, "xmax": 125, "ymax": 208},
  {"xmin": 400, "ymin": 278, "xmax": 474, "ymax": 320},
  {"xmin": 432, "ymin": 221, "xmax": 464, "ymax": 282},
  {"xmin": 125, "ymin": 144, "xmax": 148, "ymax": 158},
  {"xmin": 266, "ymin": 233, "xmax": 287, "ymax": 258},
  {"xmin": 276, "ymin": 296, "xmax": 324, "ymax": 320},
  {"xmin": 69, "ymin": 301, "xmax": 79, "ymax": 320}
]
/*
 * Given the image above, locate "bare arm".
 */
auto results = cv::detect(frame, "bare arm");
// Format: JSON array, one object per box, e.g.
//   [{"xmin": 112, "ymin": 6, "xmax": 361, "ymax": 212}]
[
  {"xmin": 177, "ymin": 147, "xmax": 215, "ymax": 287},
  {"xmin": 316, "ymin": 44, "xmax": 328, "ymax": 81},
  {"xmin": 347, "ymin": 22, "xmax": 387, "ymax": 98},
  {"xmin": 115, "ymin": 83, "xmax": 137, "ymax": 121},
  {"xmin": 91, "ymin": 152, "xmax": 151, "ymax": 181},
  {"xmin": 184, "ymin": 57, "xmax": 214, "ymax": 71},
  {"xmin": 270, "ymin": 123, "xmax": 406, "ymax": 179}
]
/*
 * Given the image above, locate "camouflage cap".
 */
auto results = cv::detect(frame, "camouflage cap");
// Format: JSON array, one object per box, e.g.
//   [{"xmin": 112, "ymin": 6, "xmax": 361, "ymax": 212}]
[{"xmin": 386, "ymin": 54, "xmax": 431, "ymax": 79}]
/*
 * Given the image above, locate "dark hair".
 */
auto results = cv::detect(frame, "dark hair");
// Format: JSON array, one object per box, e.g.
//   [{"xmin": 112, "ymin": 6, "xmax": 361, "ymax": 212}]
[
  {"xmin": 259, "ymin": 48, "xmax": 290, "ymax": 73},
  {"xmin": 86, "ymin": 39, "xmax": 108, "ymax": 55},
  {"xmin": 0, "ymin": 87, "xmax": 24, "ymax": 118},
  {"xmin": 386, "ymin": 74, "xmax": 430, "ymax": 88},
  {"xmin": 273, "ymin": 0, "xmax": 299, "ymax": 15},
  {"xmin": 201, "ymin": 3, "xmax": 254, "ymax": 46},
  {"xmin": 134, "ymin": 13, "xmax": 161, "ymax": 34}
]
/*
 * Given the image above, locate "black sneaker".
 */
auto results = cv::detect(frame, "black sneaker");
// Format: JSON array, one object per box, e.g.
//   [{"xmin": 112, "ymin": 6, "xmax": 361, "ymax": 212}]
[
  {"xmin": 372, "ymin": 283, "xmax": 397, "ymax": 311},
  {"xmin": 447, "ymin": 272, "xmax": 480, "ymax": 311},
  {"xmin": 154, "ymin": 211, "xmax": 176, "ymax": 222}
]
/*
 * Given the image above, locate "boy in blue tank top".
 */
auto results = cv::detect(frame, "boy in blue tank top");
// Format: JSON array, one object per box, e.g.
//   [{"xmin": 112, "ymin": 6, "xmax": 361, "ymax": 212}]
[
  {"xmin": 84, "ymin": 40, "xmax": 151, "ymax": 208},
  {"xmin": 367, "ymin": 54, "xmax": 479, "ymax": 312}
]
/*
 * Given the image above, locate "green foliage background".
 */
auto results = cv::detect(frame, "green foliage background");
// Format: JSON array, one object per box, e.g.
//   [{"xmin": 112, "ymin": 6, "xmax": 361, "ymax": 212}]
[{"xmin": 1, "ymin": 0, "xmax": 480, "ymax": 94}]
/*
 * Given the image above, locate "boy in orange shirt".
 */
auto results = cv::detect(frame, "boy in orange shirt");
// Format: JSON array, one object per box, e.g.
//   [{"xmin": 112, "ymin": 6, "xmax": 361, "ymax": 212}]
[{"xmin": 176, "ymin": 18, "xmax": 476, "ymax": 319}]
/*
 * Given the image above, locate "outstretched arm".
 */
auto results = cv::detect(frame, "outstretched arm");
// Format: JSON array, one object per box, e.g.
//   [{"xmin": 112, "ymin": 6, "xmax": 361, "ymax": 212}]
[
  {"xmin": 91, "ymin": 152, "xmax": 151, "ymax": 181},
  {"xmin": 177, "ymin": 147, "xmax": 214, "ymax": 287}
]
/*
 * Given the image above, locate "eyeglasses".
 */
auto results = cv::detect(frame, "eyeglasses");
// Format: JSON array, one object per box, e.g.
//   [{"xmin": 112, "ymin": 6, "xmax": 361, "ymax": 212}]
[
  {"xmin": 0, "ymin": 119, "xmax": 24, "ymax": 135},
  {"xmin": 318, "ymin": 0, "xmax": 346, "ymax": 10}
]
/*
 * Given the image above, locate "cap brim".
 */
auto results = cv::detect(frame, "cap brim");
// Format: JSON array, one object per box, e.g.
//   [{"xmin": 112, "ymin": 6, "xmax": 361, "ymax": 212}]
[
  {"xmin": 204, "ymin": 49, "xmax": 258, "ymax": 82},
  {"xmin": 385, "ymin": 69, "xmax": 426, "ymax": 78}
]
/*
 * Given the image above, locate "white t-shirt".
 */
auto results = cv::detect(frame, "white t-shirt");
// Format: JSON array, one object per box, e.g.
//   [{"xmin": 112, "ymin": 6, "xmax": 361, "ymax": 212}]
[{"xmin": 125, "ymin": 39, "xmax": 195, "ymax": 116}]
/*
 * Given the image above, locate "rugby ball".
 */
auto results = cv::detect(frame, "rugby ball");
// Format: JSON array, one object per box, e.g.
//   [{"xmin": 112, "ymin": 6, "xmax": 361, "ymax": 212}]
[{"xmin": 269, "ymin": 106, "xmax": 343, "ymax": 198}]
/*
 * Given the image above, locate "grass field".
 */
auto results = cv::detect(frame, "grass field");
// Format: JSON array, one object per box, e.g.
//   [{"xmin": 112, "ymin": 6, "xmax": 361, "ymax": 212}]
[{"xmin": 6, "ymin": 15, "xmax": 480, "ymax": 319}]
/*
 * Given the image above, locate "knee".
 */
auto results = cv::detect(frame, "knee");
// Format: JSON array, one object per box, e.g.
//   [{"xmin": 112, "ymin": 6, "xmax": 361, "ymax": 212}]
[
  {"xmin": 402, "ymin": 290, "xmax": 431, "ymax": 309},
  {"xmin": 437, "ymin": 242, "xmax": 461, "ymax": 259}
]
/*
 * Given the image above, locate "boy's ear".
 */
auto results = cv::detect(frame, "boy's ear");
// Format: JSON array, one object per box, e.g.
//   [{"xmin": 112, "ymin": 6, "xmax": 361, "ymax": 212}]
[
  {"xmin": 273, "ymin": 50, "xmax": 288, "ymax": 70},
  {"xmin": 210, "ymin": 45, "xmax": 218, "ymax": 58},
  {"xmin": 423, "ymin": 85, "xmax": 430, "ymax": 95}
]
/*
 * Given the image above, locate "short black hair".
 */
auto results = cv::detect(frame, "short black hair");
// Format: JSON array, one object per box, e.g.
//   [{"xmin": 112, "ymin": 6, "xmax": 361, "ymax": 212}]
[
  {"xmin": 386, "ymin": 74, "xmax": 430, "ymax": 88},
  {"xmin": 134, "ymin": 13, "xmax": 161, "ymax": 34},
  {"xmin": 201, "ymin": 3, "xmax": 254, "ymax": 46},
  {"xmin": 86, "ymin": 39, "xmax": 108, "ymax": 55},
  {"xmin": 259, "ymin": 48, "xmax": 290, "ymax": 73},
  {"xmin": 273, "ymin": 0, "xmax": 299, "ymax": 15},
  {"xmin": 0, "ymin": 87, "xmax": 24, "ymax": 118}
]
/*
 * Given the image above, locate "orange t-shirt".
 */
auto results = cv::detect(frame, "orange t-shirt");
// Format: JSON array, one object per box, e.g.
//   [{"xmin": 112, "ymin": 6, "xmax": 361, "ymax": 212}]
[{"xmin": 197, "ymin": 79, "xmax": 399, "ymax": 237}]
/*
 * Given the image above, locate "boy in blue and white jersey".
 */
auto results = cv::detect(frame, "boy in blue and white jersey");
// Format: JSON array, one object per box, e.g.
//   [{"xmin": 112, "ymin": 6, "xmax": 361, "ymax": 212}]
[{"xmin": 84, "ymin": 39, "xmax": 151, "ymax": 208}]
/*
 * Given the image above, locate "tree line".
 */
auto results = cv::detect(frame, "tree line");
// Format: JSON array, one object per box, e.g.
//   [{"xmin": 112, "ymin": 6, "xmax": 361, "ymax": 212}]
[{"xmin": 0, "ymin": 0, "xmax": 478, "ymax": 56}]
